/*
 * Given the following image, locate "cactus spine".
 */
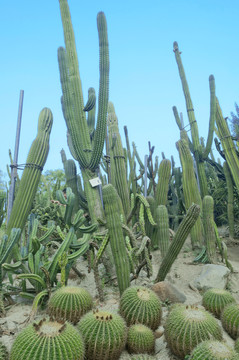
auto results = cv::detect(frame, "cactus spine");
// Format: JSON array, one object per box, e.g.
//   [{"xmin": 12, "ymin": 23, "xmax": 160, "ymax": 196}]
[
  {"xmin": 202, "ymin": 195, "xmax": 217, "ymax": 263},
  {"xmin": 155, "ymin": 203, "xmax": 200, "ymax": 282},
  {"xmin": 6, "ymin": 108, "xmax": 53, "ymax": 255},
  {"xmin": 102, "ymin": 184, "xmax": 130, "ymax": 294},
  {"xmin": 58, "ymin": 1, "xmax": 109, "ymax": 223}
]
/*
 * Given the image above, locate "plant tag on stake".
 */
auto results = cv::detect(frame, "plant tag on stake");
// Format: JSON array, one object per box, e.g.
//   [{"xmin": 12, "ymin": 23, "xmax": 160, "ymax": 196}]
[{"xmin": 89, "ymin": 177, "xmax": 102, "ymax": 188}]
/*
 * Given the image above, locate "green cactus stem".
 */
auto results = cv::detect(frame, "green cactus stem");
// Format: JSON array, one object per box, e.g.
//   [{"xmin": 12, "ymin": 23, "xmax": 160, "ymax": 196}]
[
  {"xmin": 164, "ymin": 304, "xmax": 223, "ymax": 359},
  {"xmin": 155, "ymin": 203, "xmax": 200, "ymax": 282},
  {"xmin": 6, "ymin": 108, "xmax": 53, "ymax": 256},
  {"xmin": 215, "ymin": 97, "xmax": 239, "ymax": 192},
  {"xmin": 176, "ymin": 138, "xmax": 203, "ymax": 248},
  {"xmin": 10, "ymin": 318, "xmax": 85, "ymax": 360},
  {"xmin": 155, "ymin": 205, "xmax": 170, "ymax": 257},
  {"xmin": 78, "ymin": 309, "xmax": 127, "ymax": 360},
  {"xmin": 221, "ymin": 303, "xmax": 239, "ymax": 339},
  {"xmin": 202, "ymin": 195, "xmax": 217, "ymax": 263},
  {"xmin": 102, "ymin": 184, "xmax": 130, "ymax": 294},
  {"xmin": 155, "ymin": 159, "xmax": 171, "ymax": 206},
  {"xmin": 0, "ymin": 342, "xmax": 8, "ymax": 360},
  {"xmin": 202, "ymin": 288, "xmax": 236, "ymax": 318},
  {"xmin": 119, "ymin": 286, "xmax": 162, "ymax": 331},
  {"xmin": 127, "ymin": 324, "xmax": 155, "ymax": 354},
  {"xmin": 189, "ymin": 340, "xmax": 239, "ymax": 360},
  {"xmin": 173, "ymin": 41, "xmax": 216, "ymax": 198},
  {"xmin": 107, "ymin": 102, "xmax": 130, "ymax": 218},
  {"xmin": 223, "ymin": 161, "xmax": 235, "ymax": 238},
  {"xmin": 47, "ymin": 286, "xmax": 93, "ymax": 324}
]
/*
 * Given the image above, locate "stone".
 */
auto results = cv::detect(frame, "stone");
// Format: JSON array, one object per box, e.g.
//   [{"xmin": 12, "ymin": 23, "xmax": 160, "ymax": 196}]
[
  {"xmin": 151, "ymin": 281, "xmax": 187, "ymax": 303},
  {"xmin": 190, "ymin": 264, "xmax": 230, "ymax": 292}
]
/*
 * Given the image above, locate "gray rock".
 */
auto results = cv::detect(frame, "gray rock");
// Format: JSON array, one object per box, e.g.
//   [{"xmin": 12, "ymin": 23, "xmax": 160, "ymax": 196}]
[
  {"xmin": 190, "ymin": 264, "xmax": 230, "ymax": 291},
  {"xmin": 151, "ymin": 281, "xmax": 187, "ymax": 303}
]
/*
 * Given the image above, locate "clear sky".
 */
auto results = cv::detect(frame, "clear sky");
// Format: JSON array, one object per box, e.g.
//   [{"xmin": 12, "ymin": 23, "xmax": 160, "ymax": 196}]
[{"xmin": 1, "ymin": 0, "xmax": 239, "ymax": 179}]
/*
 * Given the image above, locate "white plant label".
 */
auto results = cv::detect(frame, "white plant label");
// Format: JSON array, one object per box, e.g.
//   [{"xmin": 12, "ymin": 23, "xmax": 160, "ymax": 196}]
[{"xmin": 89, "ymin": 177, "xmax": 102, "ymax": 188}]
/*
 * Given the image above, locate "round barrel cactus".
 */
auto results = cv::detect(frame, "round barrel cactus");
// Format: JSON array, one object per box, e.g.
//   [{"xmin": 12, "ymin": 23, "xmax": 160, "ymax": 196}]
[
  {"xmin": 78, "ymin": 308, "xmax": 127, "ymax": 360},
  {"xmin": 164, "ymin": 304, "xmax": 223, "ymax": 359},
  {"xmin": 127, "ymin": 324, "xmax": 155, "ymax": 354},
  {"xmin": 119, "ymin": 286, "xmax": 162, "ymax": 330},
  {"xmin": 47, "ymin": 286, "xmax": 93, "ymax": 324},
  {"xmin": 189, "ymin": 340, "xmax": 239, "ymax": 359},
  {"xmin": 10, "ymin": 318, "xmax": 85, "ymax": 360},
  {"xmin": 0, "ymin": 342, "xmax": 8, "ymax": 360},
  {"xmin": 202, "ymin": 288, "xmax": 236, "ymax": 317},
  {"xmin": 221, "ymin": 303, "xmax": 239, "ymax": 339}
]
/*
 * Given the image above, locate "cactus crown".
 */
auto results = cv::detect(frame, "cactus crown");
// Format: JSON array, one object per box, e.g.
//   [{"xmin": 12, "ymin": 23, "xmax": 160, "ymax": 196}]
[{"xmin": 189, "ymin": 340, "xmax": 239, "ymax": 360}]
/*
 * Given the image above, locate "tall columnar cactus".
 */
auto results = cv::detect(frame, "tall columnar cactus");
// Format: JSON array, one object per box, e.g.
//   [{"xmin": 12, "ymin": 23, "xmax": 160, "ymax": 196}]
[
  {"xmin": 176, "ymin": 139, "xmax": 203, "ymax": 248},
  {"xmin": 155, "ymin": 159, "xmax": 171, "ymax": 206},
  {"xmin": 58, "ymin": 0, "xmax": 109, "ymax": 223},
  {"xmin": 155, "ymin": 203, "xmax": 200, "ymax": 282},
  {"xmin": 173, "ymin": 42, "xmax": 216, "ymax": 198},
  {"xmin": 6, "ymin": 108, "xmax": 53, "ymax": 253},
  {"xmin": 107, "ymin": 102, "xmax": 130, "ymax": 218},
  {"xmin": 202, "ymin": 195, "xmax": 217, "ymax": 263},
  {"xmin": 10, "ymin": 318, "xmax": 85, "ymax": 360},
  {"xmin": 215, "ymin": 98, "xmax": 239, "ymax": 192},
  {"xmin": 61, "ymin": 156, "xmax": 79, "ymax": 215},
  {"xmin": 223, "ymin": 161, "xmax": 235, "ymax": 238},
  {"xmin": 155, "ymin": 205, "xmax": 170, "ymax": 257},
  {"xmin": 102, "ymin": 184, "xmax": 130, "ymax": 294}
]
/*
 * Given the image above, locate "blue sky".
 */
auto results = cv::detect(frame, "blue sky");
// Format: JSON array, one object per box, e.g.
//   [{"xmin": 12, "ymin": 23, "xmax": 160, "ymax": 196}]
[{"xmin": 1, "ymin": 0, "xmax": 239, "ymax": 179}]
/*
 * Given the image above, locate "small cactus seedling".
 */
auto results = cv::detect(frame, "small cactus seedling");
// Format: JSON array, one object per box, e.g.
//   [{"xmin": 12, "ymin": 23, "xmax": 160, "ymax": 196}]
[
  {"xmin": 47, "ymin": 286, "xmax": 93, "ymax": 324},
  {"xmin": 0, "ymin": 342, "xmax": 8, "ymax": 360},
  {"xmin": 119, "ymin": 286, "xmax": 162, "ymax": 330},
  {"xmin": 164, "ymin": 304, "xmax": 223, "ymax": 359},
  {"xmin": 202, "ymin": 288, "xmax": 236, "ymax": 318},
  {"xmin": 221, "ymin": 303, "xmax": 239, "ymax": 339},
  {"xmin": 78, "ymin": 308, "xmax": 127, "ymax": 360},
  {"xmin": 127, "ymin": 324, "xmax": 155, "ymax": 354},
  {"xmin": 188, "ymin": 340, "xmax": 239, "ymax": 359},
  {"xmin": 10, "ymin": 318, "xmax": 85, "ymax": 360}
]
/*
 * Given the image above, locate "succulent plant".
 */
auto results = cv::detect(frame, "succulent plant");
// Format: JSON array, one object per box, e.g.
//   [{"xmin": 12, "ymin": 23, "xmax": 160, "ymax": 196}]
[
  {"xmin": 47, "ymin": 286, "xmax": 93, "ymax": 324},
  {"xmin": 0, "ymin": 342, "xmax": 8, "ymax": 360},
  {"xmin": 78, "ymin": 308, "xmax": 127, "ymax": 360},
  {"xmin": 235, "ymin": 337, "xmax": 239, "ymax": 353},
  {"xmin": 127, "ymin": 324, "xmax": 155, "ymax": 354},
  {"xmin": 221, "ymin": 303, "xmax": 239, "ymax": 339},
  {"xmin": 119, "ymin": 286, "xmax": 162, "ymax": 330},
  {"xmin": 202, "ymin": 288, "xmax": 236, "ymax": 317},
  {"xmin": 10, "ymin": 318, "xmax": 85, "ymax": 360},
  {"xmin": 188, "ymin": 340, "xmax": 239, "ymax": 359},
  {"xmin": 164, "ymin": 304, "xmax": 223, "ymax": 359},
  {"xmin": 129, "ymin": 355, "xmax": 155, "ymax": 360}
]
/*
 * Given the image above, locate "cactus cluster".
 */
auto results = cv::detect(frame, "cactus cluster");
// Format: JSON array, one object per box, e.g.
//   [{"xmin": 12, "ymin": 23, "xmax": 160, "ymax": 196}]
[
  {"xmin": 47, "ymin": 286, "xmax": 93, "ymax": 324},
  {"xmin": 221, "ymin": 302, "xmax": 239, "ymax": 339},
  {"xmin": 164, "ymin": 304, "xmax": 223, "ymax": 359},
  {"xmin": 127, "ymin": 324, "xmax": 155, "ymax": 355},
  {"xmin": 119, "ymin": 286, "xmax": 162, "ymax": 330},
  {"xmin": 202, "ymin": 288, "xmax": 236, "ymax": 317},
  {"xmin": 78, "ymin": 308, "xmax": 127, "ymax": 360},
  {"xmin": 189, "ymin": 340, "xmax": 239, "ymax": 360},
  {"xmin": 10, "ymin": 318, "xmax": 85, "ymax": 360}
]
